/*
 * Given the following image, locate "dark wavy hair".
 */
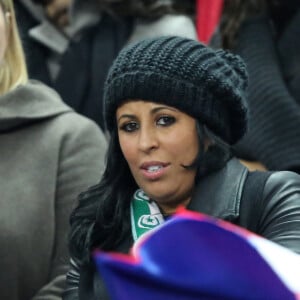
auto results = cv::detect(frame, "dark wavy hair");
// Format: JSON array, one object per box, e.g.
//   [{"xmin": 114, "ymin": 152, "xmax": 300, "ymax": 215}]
[{"xmin": 69, "ymin": 118, "xmax": 231, "ymax": 266}]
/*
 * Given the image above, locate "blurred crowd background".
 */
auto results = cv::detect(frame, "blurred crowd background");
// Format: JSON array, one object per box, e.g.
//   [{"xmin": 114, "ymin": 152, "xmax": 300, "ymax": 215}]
[{"xmin": 1, "ymin": 0, "xmax": 300, "ymax": 299}]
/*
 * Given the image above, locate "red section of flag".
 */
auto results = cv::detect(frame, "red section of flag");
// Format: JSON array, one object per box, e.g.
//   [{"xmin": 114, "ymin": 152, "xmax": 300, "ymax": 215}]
[{"xmin": 196, "ymin": 0, "xmax": 224, "ymax": 44}]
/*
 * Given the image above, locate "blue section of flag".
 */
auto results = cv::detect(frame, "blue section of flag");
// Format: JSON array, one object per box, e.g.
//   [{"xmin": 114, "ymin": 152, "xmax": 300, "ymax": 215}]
[{"xmin": 94, "ymin": 211, "xmax": 297, "ymax": 300}]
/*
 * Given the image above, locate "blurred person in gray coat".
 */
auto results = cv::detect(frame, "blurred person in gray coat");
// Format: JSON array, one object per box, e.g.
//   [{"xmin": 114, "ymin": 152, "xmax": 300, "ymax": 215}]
[{"xmin": 0, "ymin": 0, "xmax": 108, "ymax": 299}]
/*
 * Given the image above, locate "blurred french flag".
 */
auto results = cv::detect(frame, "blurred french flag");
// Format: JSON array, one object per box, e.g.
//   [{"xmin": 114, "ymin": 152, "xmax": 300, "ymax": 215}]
[{"xmin": 94, "ymin": 209, "xmax": 300, "ymax": 300}]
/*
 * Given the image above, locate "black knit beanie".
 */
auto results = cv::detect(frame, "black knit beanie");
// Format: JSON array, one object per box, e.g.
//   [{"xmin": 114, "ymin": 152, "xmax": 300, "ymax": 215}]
[{"xmin": 103, "ymin": 36, "xmax": 248, "ymax": 145}]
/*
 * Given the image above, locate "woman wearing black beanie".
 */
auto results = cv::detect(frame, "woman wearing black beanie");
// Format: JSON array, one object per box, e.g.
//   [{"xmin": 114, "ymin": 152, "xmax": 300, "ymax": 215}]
[{"xmin": 64, "ymin": 36, "xmax": 300, "ymax": 300}]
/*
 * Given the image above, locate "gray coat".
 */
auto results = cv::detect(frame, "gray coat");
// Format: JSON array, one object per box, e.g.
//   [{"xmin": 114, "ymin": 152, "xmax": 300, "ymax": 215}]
[{"xmin": 0, "ymin": 81, "xmax": 107, "ymax": 299}]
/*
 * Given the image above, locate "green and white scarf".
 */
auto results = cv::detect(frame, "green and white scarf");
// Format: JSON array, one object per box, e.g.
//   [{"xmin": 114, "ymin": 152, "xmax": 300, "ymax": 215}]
[{"xmin": 130, "ymin": 189, "xmax": 165, "ymax": 241}]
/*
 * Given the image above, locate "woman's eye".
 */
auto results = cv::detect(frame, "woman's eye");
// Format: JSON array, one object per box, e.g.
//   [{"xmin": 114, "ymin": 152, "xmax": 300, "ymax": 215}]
[
  {"xmin": 120, "ymin": 122, "xmax": 139, "ymax": 132},
  {"xmin": 157, "ymin": 116, "xmax": 175, "ymax": 126}
]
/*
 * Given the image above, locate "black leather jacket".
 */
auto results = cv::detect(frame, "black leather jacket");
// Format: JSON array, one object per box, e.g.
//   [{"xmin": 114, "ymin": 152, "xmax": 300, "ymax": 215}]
[{"xmin": 63, "ymin": 158, "xmax": 300, "ymax": 300}]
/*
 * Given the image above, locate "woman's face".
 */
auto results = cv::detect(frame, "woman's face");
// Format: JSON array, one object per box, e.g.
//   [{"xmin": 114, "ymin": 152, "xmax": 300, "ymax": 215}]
[
  {"xmin": 117, "ymin": 100, "xmax": 199, "ymax": 214},
  {"xmin": 0, "ymin": 5, "xmax": 9, "ymax": 64}
]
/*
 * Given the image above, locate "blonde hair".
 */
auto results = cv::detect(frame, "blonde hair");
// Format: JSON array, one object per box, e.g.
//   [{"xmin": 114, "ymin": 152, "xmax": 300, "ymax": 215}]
[{"xmin": 0, "ymin": 0, "xmax": 28, "ymax": 95}]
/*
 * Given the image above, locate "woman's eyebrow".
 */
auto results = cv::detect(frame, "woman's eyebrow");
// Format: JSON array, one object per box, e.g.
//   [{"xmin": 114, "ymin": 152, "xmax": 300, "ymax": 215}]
[
  {"xmin": 117, "ymin": 106, "xmax": 178, "ymax": 122},
  {"xmin": 117, "ymin": 114, "xmax": 136, "ymax": 123},
  {"xmin": 151, "ymin": 106, "xmax": 178, "ymax": 114}
]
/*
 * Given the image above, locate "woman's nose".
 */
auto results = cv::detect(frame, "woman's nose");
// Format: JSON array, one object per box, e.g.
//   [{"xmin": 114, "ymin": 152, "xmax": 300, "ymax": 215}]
[{"xmin": 138, "ymin": 126, "xmax": 159, "ymax": 152}]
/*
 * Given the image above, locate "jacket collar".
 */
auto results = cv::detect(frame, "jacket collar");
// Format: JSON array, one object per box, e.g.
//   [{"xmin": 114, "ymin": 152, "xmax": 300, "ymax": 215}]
[{"xmin": 188, "ymin": 158, "xmax": 248, "ymax": 221}]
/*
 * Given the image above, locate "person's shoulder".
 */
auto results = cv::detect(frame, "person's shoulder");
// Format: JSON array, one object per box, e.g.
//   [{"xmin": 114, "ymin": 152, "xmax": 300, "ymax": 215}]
[
  {"xmin": 23, "ymin": 81, "xmax": 106, "ymax": 144},
  {"xmin": 53, "ymin": 112, "xmax": 107, "ymax": 142},
  {"xmin": 25, "ymin": 80, "xmax": 98, "ymax": 133},
  {"xmin": 265, "ymin": 171, "xmax": 300, "ymax": 188},
  {"xmin": 242, "ymin": 169, "xmax": 300, "ymax": 211},
  {"xmin": 55, "ymin": 111, "xmax": 99, "ymax": 129},
  {"xmin": 262, "ymin": 170, "xmax": 300, "ymax": 200}
]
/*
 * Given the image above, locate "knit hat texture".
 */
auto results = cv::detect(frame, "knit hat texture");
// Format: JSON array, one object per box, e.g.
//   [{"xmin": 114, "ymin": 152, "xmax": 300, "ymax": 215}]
[{"xmin": 104, "ymin": 36, "xmax": 248, "ymax": 144}]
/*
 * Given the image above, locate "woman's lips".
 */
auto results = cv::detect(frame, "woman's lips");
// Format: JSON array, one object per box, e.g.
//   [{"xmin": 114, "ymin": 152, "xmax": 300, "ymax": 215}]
[{"xmin": 140, "ymin": 162, "xmax": 170, "ymax": 180}]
